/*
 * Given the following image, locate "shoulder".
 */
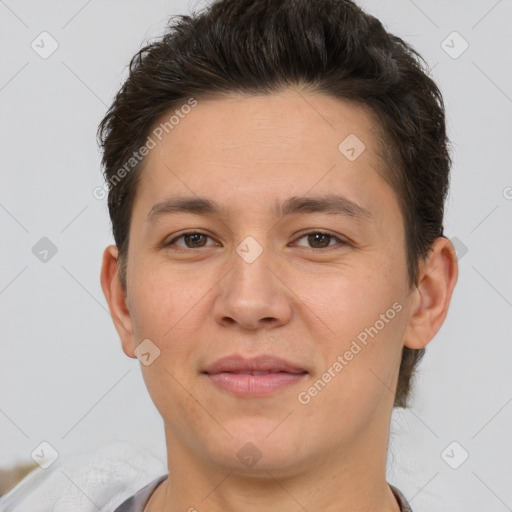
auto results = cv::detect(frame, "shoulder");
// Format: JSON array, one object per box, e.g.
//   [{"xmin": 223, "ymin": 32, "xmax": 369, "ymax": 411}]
[
  {"xmin": 0, "ymin": 441, "xmax": 166, "ymax": 512},
  {"xmin": 112, "ymin": 475, "xmax": 167, "ymax": 512},
  {"xmin": 390, "ymin": 484, "xmax": 414, "ymax": 512}
]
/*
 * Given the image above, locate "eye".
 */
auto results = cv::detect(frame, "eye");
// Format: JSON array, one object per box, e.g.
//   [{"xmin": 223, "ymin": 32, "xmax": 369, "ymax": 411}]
[
  {"xmin": 166, "ymin": 231, "xmax": 217, "ymax": 249},
  {"xmin": 164, "ymin": 230, "xmax": 347, "ymax": 251},
  {"xmin": 293, "ymin": 231, "xmax": 346, "ymax": 250}
]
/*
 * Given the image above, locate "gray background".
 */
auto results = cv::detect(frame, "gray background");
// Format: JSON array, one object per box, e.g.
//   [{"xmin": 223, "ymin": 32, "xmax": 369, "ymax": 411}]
[{"xmin": 1, "ymin": 0, "xmax": 511, "ymax": 510}]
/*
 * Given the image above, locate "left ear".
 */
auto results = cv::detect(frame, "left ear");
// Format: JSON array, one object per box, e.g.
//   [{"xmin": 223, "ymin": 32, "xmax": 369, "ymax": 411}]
[{"xmin": 403, "ymin": 237, "xmax": 459, "ymax": 350}]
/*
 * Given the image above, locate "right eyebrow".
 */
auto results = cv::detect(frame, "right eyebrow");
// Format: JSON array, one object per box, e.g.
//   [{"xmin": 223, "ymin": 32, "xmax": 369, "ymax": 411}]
[{"xmin": 147, "ymin": 197, "xmax": 228, "ymax": 223}]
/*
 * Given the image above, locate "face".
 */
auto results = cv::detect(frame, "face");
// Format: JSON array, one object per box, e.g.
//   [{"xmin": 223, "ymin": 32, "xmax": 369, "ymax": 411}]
[{"xmin": 107, "ymin": 89, "xmax": 421, "ymax": 476}]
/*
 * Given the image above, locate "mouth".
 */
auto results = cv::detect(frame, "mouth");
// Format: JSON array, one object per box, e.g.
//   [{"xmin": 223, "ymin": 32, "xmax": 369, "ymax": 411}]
[
  {"xmin": 205, "ymin": 369, "xmax": 307, "ymax": 376},
  {"xmin": 202, "ymin": 354, "xmax": 308, "ymax": 375},
  {"xmin": 203, "ymin": 371, "xmax": 308, "ymax": 397},
  {"xmin": 202, "ymin": 354, "xmax": 308, "ymax": 397},
  {"xmin": 214, "ymin": 370, "xmax": 303, "ymax": 375}
]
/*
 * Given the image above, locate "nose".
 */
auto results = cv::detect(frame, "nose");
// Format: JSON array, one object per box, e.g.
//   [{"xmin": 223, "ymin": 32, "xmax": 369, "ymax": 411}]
[{"xmin": 212, "ymin": 242, "xmax": 293, "ymax": 330}]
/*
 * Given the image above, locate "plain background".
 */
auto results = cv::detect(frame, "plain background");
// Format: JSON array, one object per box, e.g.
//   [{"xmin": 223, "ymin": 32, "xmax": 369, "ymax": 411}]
[{"xmin": 1, "ymin": 1, "xmax": 511, "ymax": 510}]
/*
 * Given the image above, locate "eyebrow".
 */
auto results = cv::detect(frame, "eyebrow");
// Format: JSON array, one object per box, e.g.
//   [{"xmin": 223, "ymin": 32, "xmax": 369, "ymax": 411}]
[{"xmin": 147, "ymin": 194, "xmax": 374, "ymax": 223}]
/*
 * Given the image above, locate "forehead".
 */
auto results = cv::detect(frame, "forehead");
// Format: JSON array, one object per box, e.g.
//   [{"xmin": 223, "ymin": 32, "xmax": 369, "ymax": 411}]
[
  {"xmin": 150, "ymin": 89, "xmax": 381, "ymax": 158},
  {"xmin": 132, "ymin": 89, "xmax": 395, "ymax": 223}
]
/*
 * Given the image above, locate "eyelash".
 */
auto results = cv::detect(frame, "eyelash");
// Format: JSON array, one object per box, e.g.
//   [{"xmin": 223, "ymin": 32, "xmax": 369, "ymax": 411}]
[{"xmin": 164, "ymin": 230, "xmax": 347, "ymax": 252}]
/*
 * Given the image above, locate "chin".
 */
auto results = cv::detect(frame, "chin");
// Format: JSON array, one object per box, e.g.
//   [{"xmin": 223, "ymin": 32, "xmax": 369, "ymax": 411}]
[{"xmin": 200, "ymin": 427, "xmax": 306, "ymax": 475}]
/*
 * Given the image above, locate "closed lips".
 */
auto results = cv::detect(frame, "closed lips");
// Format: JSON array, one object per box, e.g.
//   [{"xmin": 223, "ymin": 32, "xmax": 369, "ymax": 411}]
[
  {"xmin": 202, "ymin": 354, "xmax": 308, "ymax": 375},
  {"xmin": 218, "ymin": 370, "xmax": 306, "ymax": 375}
]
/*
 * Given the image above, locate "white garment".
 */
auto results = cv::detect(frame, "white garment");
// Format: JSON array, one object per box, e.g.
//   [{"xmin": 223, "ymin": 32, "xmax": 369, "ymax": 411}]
[{"xmin": 0, "ymin": 441, "xmax": 167, "ymax": 512}]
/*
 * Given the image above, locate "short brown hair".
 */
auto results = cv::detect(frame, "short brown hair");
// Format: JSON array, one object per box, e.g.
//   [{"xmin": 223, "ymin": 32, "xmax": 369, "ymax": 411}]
[{"xmin": 97, "ymin": 0, "xmax": 451, "ymax": 408}]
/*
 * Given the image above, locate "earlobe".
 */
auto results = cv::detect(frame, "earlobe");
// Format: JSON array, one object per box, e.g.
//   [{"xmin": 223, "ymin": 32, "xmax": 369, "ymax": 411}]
[
  {"xmin": 403, "ymin": 237, "xmax": 459, "ymax": 350},
  {"xmin": 100, "ymin": 245, "xmax": 137, "ymax": 358}
]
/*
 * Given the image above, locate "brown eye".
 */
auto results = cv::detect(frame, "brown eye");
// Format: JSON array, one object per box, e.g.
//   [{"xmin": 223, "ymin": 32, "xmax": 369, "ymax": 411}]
[
  {"xmin": 166, "ymin": 232, "xmax": 215, "ymax": 249},
  {"xmin": 184, "ymin": 233, "xmax": 207, "ymax": 248},
  {"xmin": 294, "ymin": 231, "xmax": 345, "ymax": 250}
]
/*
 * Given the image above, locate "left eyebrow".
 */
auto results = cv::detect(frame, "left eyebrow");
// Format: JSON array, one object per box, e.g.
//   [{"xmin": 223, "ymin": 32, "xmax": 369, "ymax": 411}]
[
  {"xmin": 146, "ymin": 194, "xmax": 374, "ymax": 223},
  {"xmin": 272, "ymin": 194, "xmax": 374, "ymax": 222}
]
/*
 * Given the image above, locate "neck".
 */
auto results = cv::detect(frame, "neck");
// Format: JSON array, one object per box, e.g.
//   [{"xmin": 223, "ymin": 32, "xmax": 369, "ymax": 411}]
[{"xmin": 147, "ymin": 414, "xmax": 401, "ymax": 512}]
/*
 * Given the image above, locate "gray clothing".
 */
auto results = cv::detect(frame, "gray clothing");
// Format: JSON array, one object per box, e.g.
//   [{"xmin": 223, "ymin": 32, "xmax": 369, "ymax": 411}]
[{"xmin": 113, "ymin": 475, "xmax": 413, "ymax": 511}]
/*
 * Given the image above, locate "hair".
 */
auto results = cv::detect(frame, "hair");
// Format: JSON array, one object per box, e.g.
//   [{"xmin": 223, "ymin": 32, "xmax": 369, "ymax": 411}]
[{"xmin": 97, "ymin": 0, "xmax": 451, "ymax": 408}]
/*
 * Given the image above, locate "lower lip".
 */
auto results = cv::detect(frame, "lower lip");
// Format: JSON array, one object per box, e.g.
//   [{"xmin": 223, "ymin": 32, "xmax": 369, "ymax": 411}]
[{"xmin": 204, "ymin": 372, "xmax": 307, "ymax": 397}]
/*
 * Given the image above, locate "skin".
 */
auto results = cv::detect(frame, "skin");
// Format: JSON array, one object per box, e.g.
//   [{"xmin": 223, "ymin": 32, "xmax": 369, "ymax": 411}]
[{"xmin": 101, "ymin": 88, "xmax": 458, "ymax": 512}]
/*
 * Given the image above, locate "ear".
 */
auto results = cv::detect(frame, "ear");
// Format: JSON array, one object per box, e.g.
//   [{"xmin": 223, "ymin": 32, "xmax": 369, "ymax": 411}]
[
  {"xmin": 403, "ymin": 237, "xmax": 459, "ymax": 350},
  {"xmin": 100, "ymin": 245, "xmax": 137, "ymax": 358}
]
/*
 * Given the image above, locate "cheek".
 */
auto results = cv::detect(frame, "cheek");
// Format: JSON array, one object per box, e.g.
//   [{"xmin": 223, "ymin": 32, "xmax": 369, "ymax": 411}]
[
  {"xmin": 299, "ymin": 261, "xmax": 407, "ymax": 396},
  {"xmin": 300, "ymin": 256, "xmax": 405, "ymax": 338},
  {"xmin": 130, "ymin": 265, "xmax": 208, "ymax": 427},
  {"xmin": 297, "ymin": 296, "xmax": 406, "ymax": 438},
  {"xmin": 128, "ymin": 258, "xmax": 211, "ymax": 341},
  {"xmin": 127, "ymin": 260, "xmax": 219, "ymax": 398}
]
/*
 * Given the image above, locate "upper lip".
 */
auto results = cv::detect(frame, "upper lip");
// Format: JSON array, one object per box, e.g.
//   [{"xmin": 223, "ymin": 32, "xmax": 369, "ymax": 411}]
[{"xmin": 202, "ymin": 354, "xmax": 308, "ymax": 375}]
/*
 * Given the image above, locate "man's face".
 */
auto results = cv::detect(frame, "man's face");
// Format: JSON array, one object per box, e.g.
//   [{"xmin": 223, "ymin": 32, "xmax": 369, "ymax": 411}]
[{"xmin": 120, "ymin": 89, "xmax": 414, "ymax": 474}]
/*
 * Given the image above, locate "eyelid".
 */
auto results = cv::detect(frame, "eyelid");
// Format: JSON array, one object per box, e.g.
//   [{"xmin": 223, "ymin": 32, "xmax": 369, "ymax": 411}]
[
  {"xmin": 165, "ymin": 230, "xmax": 217, "ymax": 248},
  {"xmin": 291, "ymin": 229, "xmax": 347, "ymax": 249},
  {"xmin": 165, "ymin": 229, "xmax": 348, "ymax": 250}
]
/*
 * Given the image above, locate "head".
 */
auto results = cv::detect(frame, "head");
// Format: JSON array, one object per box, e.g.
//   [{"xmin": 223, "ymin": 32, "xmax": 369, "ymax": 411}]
[{"xmin": 99, "ymin": 0, "xmax": 457, "ymax": 475}]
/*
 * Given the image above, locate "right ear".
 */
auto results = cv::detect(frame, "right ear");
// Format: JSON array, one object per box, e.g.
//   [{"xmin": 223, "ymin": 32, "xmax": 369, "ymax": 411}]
[{"xmin": 100, "ymin": 245, "xmax": 137, "ymax": 358}]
